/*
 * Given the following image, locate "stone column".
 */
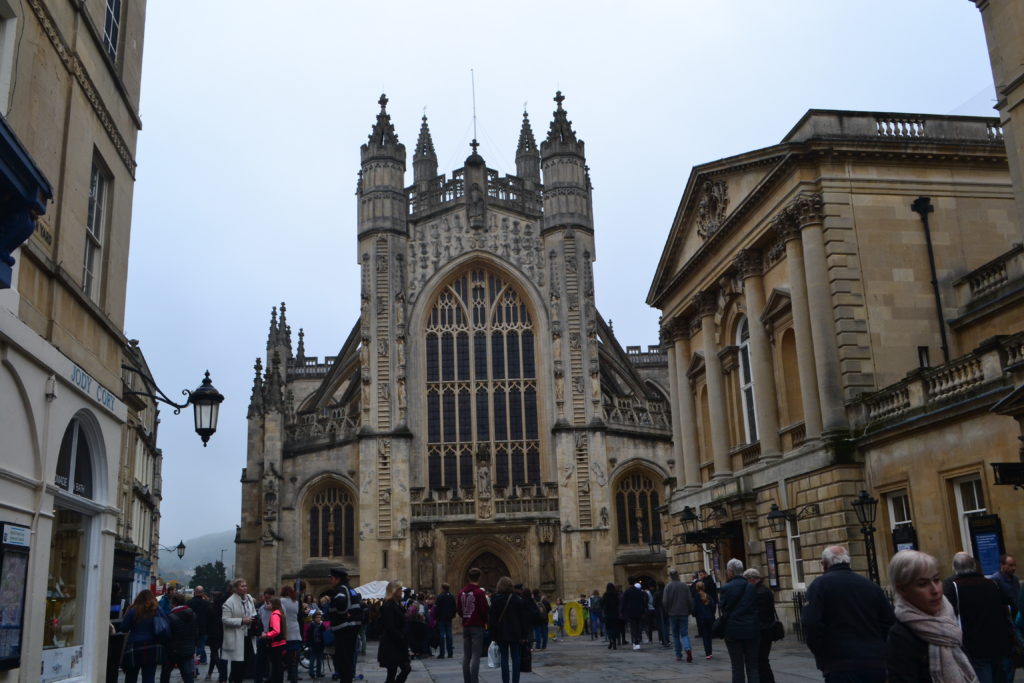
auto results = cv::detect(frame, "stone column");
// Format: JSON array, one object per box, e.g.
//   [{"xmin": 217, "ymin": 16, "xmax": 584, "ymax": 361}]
[
  {"xmin": 671, "ymin": 321, "xmax": 701, "ymax": 488},
  {"xmin": 663, "ymin": 325, "xmax": 684, "ymax": 479},
  {"xmin": 794, "ymin": 193, "xmax": 847, "ymax": 433},
  {"xmin": 695, "ymin": 290, "xmax": 732, "ymax": 477},
  {"xmin": 773, "ymin": 212, "xmax": 823, "ymax": 440},
  {"xmin": 734, "ymin": 249, "xmax": 782, "ymax": 458}
]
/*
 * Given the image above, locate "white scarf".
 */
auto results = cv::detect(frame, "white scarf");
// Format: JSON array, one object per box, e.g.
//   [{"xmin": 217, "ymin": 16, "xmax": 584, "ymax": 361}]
[{"xmin": 893, "ymin": 594, "xmax": 978, "ymax": 683}]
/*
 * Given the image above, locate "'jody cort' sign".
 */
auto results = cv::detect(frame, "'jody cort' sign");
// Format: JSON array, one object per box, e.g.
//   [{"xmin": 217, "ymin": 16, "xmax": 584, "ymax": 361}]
[{"xmin": 69, "ymin": 364, "xmax": 117, "ymax": 413}]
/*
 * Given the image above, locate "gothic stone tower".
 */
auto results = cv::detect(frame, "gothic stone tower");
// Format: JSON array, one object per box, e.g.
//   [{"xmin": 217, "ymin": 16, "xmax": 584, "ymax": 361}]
[{"xmin": 238, "ymin": 94, "xmax": 672, "ymax": 597}]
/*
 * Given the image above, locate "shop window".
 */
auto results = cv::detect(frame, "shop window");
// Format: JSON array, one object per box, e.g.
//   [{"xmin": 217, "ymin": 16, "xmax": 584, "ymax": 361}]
[
  {"xmin": 56, "ymin": 419, "xmax": 94, "ymax": 499},
  {"xmin": 43, "ymin": 508, "xmax": 87, "ymax": 652}
]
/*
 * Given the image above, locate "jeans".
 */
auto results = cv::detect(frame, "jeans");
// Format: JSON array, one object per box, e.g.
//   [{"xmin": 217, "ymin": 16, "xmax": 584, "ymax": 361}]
[
  {"xmin": 497, "ymin": 641, "xmax": 521, "ymax": 683},
  {"xmin": 438, "ymin": 620, "xmax": 454, "ymax": 656},
  {"xmin": 533, "ymin": 624, "xmax": 548, "ymax": 649},
  {"xmin": 161, "ymin": 651, "xmax": 195, "ymax": 683},
  {"xmin": 309, "ymin": 644, "xmax": 324, "ymax": 678},
  {"xmin": 590, "ymin": 612, "xmax": 604, "ymax": 638},
  {"xmin": 969, "ymin": 657, "xmax": 1008, "ymax": 683},
  {"xmin": 628, "ymin": 617, "xmax": 643, "ymax": 645},
  {"xmin": 196, "ymin": 635, "xmax": 208, "ymax": 664},
  {"xmin": 462, "ymin": 625, "xmax": 485, "ymax": 683},
  {"xmin": 670, "ymin": 614, "xmax": 692, "ymax": 658},
  {"xmin": 725, "ymin": 636, "xmax": 760, "ymax": 683}
]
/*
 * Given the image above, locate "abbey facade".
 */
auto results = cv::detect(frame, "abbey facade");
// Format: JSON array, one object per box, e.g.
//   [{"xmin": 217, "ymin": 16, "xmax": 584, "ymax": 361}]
[{"xmin": 237, "ymin": 94, "xmax": 672, "ymax": 597}]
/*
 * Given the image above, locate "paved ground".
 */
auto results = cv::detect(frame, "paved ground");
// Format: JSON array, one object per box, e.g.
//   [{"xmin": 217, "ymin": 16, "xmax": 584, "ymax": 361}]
[{"xmin": 154, "ymin": 633, "xmax": 822, "ymax": 682}]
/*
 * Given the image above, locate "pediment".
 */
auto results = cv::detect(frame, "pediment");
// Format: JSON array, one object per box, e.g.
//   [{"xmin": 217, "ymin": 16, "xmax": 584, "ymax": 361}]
[
  {"xmin": 992, "ymin": 382, "xmax": 1024, "ymax": 418},
  {"xmin": 686, "ymin": 351, "xmax": 705, "ymax": 380},
  {"xmin": 648, "ymin": 147, "xmax": 790, "ymax": 308},
  {"xmin": 760, "ymin": 288, "xmax": 792, "ymax": 324}
]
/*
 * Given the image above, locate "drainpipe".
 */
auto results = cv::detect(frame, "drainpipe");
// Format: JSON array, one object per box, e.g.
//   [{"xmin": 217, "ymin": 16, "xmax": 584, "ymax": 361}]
[{"xmin": 910, "ymin": 197, "xmax": 950, "ymax": 364}]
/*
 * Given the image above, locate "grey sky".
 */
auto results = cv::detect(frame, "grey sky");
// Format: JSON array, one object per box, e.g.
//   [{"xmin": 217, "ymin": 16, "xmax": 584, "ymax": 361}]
[{"xmin": 127, "ymin": 1, "xmax": 995, "ymax": 549}]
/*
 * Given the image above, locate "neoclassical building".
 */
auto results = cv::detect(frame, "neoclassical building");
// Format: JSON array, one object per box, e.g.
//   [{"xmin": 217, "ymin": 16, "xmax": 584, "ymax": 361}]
[
  {"xmin": 238, "ymin": 94, "xmax": 672, "ymax": 596},
  {"xmin": 648, "ymin": 108, "xmax": 1024, "ymax": 620}
]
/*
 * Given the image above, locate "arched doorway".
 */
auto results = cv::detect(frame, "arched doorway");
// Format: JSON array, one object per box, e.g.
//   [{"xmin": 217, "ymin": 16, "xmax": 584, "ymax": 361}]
[{"xmin": 470, "ymin": 552, "xmax": 510, "ymax": 592}]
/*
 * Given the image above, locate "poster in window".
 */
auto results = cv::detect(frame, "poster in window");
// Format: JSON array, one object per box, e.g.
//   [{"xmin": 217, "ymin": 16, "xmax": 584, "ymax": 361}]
[
  {"xmin": 0, "ymin": 522, "xmax": 31, "ymax": 671},
  {"xmin": 765, "ymin": 540, "xmax": 779, "ymax": 589},
  {"xmin": 968, "ymin": 514, "xmax": 1004, "ymax": 576}
]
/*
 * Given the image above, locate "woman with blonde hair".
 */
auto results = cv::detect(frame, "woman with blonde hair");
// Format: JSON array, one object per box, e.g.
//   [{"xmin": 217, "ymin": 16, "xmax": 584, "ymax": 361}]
[
  {"xmin": 693, "ymin": 581, "xmax": 715, "ymax": 659},
  {"xmin": 886, "ymin": 550, "xmax": 978, "ymax": 682},
  {"xmin": 377, "ymin": 580, "xmax": 411, "ymax": 683}
]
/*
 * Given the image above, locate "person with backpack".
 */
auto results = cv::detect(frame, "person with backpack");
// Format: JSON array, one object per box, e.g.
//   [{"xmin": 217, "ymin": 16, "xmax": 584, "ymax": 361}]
[
  {"xmin": 160, "ymin": 592, "xmax": 197, "ymax": 683},
  {"xmin": 120, "ymin": 589, "xmax": 166, "ymax": 683},
  {"xmin": 303, "ymin": 611, "xmax": 326, "ymax": 680},
  {"xmin": 458, "ymin": 567, "xmax": 489, "ymax": 683},
  {"xmin": 260, "ymin": 597, "xmax": 287, "ymax": 683},
  {"xmin": 324, "ymin": 567, "xmax": 363, "ymax": 683},
  {"xmin": 531, "ymin": 590, "xmax": 551, "ymax": 650},
  {"xmin": 588, "ymin": 590, "xmax": 605, "ymax": 640}
]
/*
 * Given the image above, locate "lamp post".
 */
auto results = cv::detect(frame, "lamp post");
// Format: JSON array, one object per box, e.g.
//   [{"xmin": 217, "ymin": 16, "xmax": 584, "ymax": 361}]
[
  {"xmin": 766, "ymin": 502, "xmax": 820, "ymax": 535},
  {"xmin": 851, "ymin": 490, "xmax": 880, "ymax": 585},
  {"xmin": 123, "ymin": 365, "xmax": 225, "ymax": 446},
  {"xmin": 158, "ymin": 540, "xmax": 186, "ymax": 560}
]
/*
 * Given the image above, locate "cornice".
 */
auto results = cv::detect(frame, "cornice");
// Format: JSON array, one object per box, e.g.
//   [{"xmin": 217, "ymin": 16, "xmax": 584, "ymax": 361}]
[{"xmin": 27, "ymin": 0, "xmax": 138, "ymax": 177}]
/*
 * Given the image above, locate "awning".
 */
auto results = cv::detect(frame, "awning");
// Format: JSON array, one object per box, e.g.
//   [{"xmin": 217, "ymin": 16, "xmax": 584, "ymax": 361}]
[{"xmin": 0, "ymin": 113, "xmax": 52, "ymax": 288}]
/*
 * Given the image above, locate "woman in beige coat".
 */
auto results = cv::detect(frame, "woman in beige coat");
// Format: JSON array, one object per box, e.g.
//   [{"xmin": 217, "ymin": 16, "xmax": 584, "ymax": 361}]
[{"xmin": 221, "ymin": 578, "xmax": 258, "ymax": 683}]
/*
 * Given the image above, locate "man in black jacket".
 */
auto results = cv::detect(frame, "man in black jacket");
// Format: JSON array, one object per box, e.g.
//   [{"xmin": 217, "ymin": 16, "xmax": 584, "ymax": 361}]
[
  {"xmin": 621, "ymin": 579, "xmax": 647, "ymax": 650},
  {"xmin": 801, "ymin": 545, "xmax": 894, "ymax": 682},
  {"xmin": 435, "ymin": 583, "xmax": 456, "ymax": 659},
  {"xmin": 187, "ymin": 586, "xmax": 210, "ymax": 665},
  {"xmin": 944, "ymin": 552, "xmax": 1013, "ymax": 682},
  {"xmin": 161, "ymin": 592, "xmax": 197, "ymax": 683}
]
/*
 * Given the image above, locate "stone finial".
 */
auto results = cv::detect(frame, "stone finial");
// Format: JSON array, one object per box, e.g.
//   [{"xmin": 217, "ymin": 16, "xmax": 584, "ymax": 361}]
[
  {"xmin": 264, "ymin": 350, "xmax": 284, "ymax": 412},
  {"xmin": 790, "ymin": 192, "xmax": 825, "ymax": 228},
  {"xmin": 693, "ymin": 289, "xmax": 720, "ymax": 318},
  {"xmin": 367, "ymin": 92, "xmax": 399, "ymax": 147},
  {"xmin": 516, "ymin": 110, "xmax": 541, "ymax": 183},
  {"xmin": 543, "ymin": 90, "xmax": 581, "ymax": 151},
  {"xmin": 247, "ymin": 357, "xmax": 264, "ymax": 418},
  {"xmin": 279, "ymin": 302, "xmax": 292, "ymax": 357},
  {"xmin": 413, "ymin": 114, "xmax": 438, "ymax": 182},
  {"xmin": 734, "ymin": 248, "xmax": 763, "ymax": 279},
  {"xmin": 296, "ymin": 328, "xmax": 305, "ymax": 361},
  {"xmin": 266, "ymin": 305, "xmax": 278, "ymax": 350}
]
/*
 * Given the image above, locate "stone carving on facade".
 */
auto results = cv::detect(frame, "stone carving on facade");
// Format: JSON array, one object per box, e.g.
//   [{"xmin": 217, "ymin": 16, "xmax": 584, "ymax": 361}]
[
  {"xmin": 765, "ymin": 237, "xmax": 786, "ymax": 267},
  {"xmin": 414, "ymin": 529, "xmax": 434, "ymax": 549},
  {"xmin": 538, "ymin": 521, "xmax": 556, "ymax": 545},
  {"xmin": 572, "ymin": 375, "xmax": 584, "ymax": 395},
  {"xmin": 539, "ymin": 544, "xmax": 556, "ymax": 587},
  {"xmin": 694, "ymin": 288, "xmax": 720, "ymax": 319},
  {"xmin": 417, "ymin": 549, "xmax": 434, "ymax": 590},
  {"xmin": 734, "ymin": 248, "xmax": 763, "ymax": 280},
  {"xmin": 359, "ymin": 521, "xmax": 374, "ymax": 540},
  {"xmin": 771, "ymin": 208, "xmax": 801, "ymax": 243},
  {"xmin": 561, "ymin": 459, "xmax": 575, "ymax": 487},
  {"xmin": 696, "ymin": 179, "xmax": 729, "ymax": 240},
  {"xmin": 791, "ymin": 192, "xmax": 825, "ymax": 228},
  {"xmin": 397, "ymin": 376, "xmax": 407, "ymax": 422},
  {"xmin": 600, "ymin": 506, "xmax": 609, "ymax": 527},
  {"xmin": 398, "ymin": 517, "xmax": 408, "ymax": 538},
  {"xmin": 590, "ymin": 459, "xmax": 607, "ymax": 486}
]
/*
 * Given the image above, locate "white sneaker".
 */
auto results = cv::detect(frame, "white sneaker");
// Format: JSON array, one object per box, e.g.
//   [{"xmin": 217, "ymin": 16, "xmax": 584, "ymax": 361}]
[{"xmin": 632, "ymin": 644, "xmax": 640, "ymax": 650}]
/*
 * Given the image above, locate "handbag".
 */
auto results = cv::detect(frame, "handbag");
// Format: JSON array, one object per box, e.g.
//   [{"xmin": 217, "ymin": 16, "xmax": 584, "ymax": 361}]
[
  {"xmin": 769, "ymin": 619, "xmax": 785, "ymax": 641},
  {"xmin": 711, "ymin": 613, "xmax": 728, "ymax": 639}
]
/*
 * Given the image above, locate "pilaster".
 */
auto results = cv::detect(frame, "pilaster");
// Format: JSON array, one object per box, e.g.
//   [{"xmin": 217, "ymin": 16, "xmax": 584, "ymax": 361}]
[{"xmin": 695, "ymin": 289, "xmax": 732, "ymax": 477}]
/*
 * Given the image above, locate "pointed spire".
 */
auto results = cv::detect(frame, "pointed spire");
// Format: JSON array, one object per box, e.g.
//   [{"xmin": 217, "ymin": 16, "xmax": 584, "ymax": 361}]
[
  {"xmin": 516, "ymin": 110, "xmax": 540, "ymax": 183},
  {"xmin": 368, "ymin": 93, "xmax": 399, "ymax": 147},
  {"xmin": 247, "ymin": 358, "xmax": 264, "ymax": 418},
  {"xmin": 296, "ymin": 328, "xmax": 305, "ymax": 361},
  {"xmin": 279, "ymin": 302, "xmax": 292, "ymax": 358},
  {"xmin": 544, "ymin": 90, "xmax": 580, "ymax": 148},
  {"xmin": 413, "ymin": 114, "xmax": 438, "ymax": 182},
  {"xmin": 266, "ymin": 305, "xmax": 278, "ymax": 351},
  {"xmin": 264, "ymin": 350, "xmax": 284, "ymax": 412}
]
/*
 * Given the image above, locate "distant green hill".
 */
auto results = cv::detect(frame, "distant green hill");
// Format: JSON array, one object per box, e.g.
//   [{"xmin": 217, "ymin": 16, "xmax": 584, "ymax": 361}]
[{"xmin": 156, "ymin": 529, "xmax": 235, "ymax": 586}]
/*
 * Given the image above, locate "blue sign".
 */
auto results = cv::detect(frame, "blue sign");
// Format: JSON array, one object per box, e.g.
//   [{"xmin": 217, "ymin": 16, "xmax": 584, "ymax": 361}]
[{"xmin": 974, "ymin": 531, "xmax": 1001, "ymax": 576}]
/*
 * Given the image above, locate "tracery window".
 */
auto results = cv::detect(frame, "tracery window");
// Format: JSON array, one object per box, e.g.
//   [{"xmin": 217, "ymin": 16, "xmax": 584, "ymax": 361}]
[
  {"xmin": 736, "ymin": 316, "xmax": 758, "ymax": 443},
  {"xmin": 614, "ymin": 472, "xmax": 662, "ymax": 545},
  {"xmin": 308, "ymin": 485, "xmax": 355, "ymax": 558},
  {"xmin": 425, "ymin": 268, "xmax": 540, "ymax": 492}
]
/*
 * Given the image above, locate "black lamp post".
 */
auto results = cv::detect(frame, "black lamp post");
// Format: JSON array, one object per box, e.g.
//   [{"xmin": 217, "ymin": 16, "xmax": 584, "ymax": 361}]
[
  {"xmin": 649, "ymin": 533, "xmax": 663, "ymax": 555},
  {"xmin": 851, "ymin": 490, "xmax": 880, "ymax": 585},
  {"xmin": 123, "ymin": 365, "xmax": 225, "ymax": 446},
  {"xmin": 766, "ymin": 502, "xmax": 820, "ymax": 535},
  {"xmin": 158, "ymin": 540, "xmax": 186, "ymax": 559}
]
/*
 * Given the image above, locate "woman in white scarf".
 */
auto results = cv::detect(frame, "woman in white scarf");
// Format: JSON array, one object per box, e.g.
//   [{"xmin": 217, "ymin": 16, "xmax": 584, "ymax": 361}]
[{"xmin": 886, "ymin": 550, "xmax": 979, "ymax": 683}]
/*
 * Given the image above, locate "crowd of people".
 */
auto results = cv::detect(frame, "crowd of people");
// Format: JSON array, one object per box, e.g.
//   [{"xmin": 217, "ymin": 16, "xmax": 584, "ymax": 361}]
[{"xmin": 110, "ymin": 547, "xmax": 1023, "ymax": 683}]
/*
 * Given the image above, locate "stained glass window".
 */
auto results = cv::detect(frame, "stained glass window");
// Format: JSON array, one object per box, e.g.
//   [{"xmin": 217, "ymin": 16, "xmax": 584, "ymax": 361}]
[
  {"xmin": 614, "ymin": 472, "xmax": 662, "ymax": 545},
  {"xmin": 425, "ymin": 268, "xmax": 540, "ymax": 491},
  {"xmin": 307, "ymin": 485, "xmax": 355, "ymax": 557}
]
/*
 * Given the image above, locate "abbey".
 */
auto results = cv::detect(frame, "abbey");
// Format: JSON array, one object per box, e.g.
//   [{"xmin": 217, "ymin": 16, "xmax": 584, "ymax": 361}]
[{"xmin": 238, "ymin": 93, "xmax": 673, "ymax": 596}]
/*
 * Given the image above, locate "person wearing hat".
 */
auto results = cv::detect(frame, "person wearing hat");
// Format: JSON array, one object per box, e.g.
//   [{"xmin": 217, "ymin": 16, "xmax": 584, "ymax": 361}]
[
  {"xmin": 325, "ymin": 568, "xmax": 363, "ymax": 683},
  {"xmin": 620, "ymin": 579, "xmax": 647, "ymax": 650}
]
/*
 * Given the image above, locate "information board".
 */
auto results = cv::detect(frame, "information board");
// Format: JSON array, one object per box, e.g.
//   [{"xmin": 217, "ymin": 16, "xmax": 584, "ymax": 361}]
[
  {"xmin": 0, "ymin": 522, "xmax": 30, "ymax": 671},
  {"xmin": 968, "ymin": 514, "xmax": 1004, "ymax": 577}
]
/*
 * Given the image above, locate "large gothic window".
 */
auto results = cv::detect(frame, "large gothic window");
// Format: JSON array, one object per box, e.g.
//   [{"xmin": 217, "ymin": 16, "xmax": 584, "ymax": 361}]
[
  {"xmin": 307, "ymin": 485, "xmax": 355, "ymax": 558},
  {"xmin": 425, "ymin": 268, "xmax": 540, "ymax": 492},
  {"xmin": 615, "ymin": 471, "xmax": 662, "ymax": 545}
]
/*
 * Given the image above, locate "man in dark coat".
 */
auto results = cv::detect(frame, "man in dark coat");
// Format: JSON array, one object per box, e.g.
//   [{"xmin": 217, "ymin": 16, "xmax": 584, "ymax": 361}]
[
  {"xmin": 434, "ymin": 582, "xmax": 456, "ymax": 659},
  {"xmin": 620, "ymin": 579, "xmax": 647, "ymax": 650},
  {"xmin": 325, "ymin": 567, "xmax": 363, "ymax": 683},
  {"xmin": 187, "ymin": 586, "xmax": 210, "ymax": 665},
  {"xmin": 945, "ymin": 552, "xmax": 1014, "ymax": 682},
  {"xmin": 801, "ymin": 545, "xmax": 894, "ymax": 681},
  {"xmin": 720, "ymin": 559, "xmax": 759, "ymax": 682},
  {"xmin": 161, "ymin": 592, "xmax": 197, "ymax": 683}
]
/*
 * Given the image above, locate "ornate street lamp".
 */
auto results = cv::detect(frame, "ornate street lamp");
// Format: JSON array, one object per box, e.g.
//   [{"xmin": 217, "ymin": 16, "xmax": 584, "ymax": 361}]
[
  {"xmin": 649, "ymin": 533, "xmax": 662, "ymax": 555},
  {"xmin": 158, "ymin": 540, "xmax": 186, "ymax": 559},
  {"xmin": 851, "ymin": 490, "xmax": 880, "ymax": 585},
  {"xmin": 766, "ymin": 502, "xmax": 820, "ymax": 535},
  {"xmin": 123, "ymin": 365, "xmax": 225, "ymax": 446}
]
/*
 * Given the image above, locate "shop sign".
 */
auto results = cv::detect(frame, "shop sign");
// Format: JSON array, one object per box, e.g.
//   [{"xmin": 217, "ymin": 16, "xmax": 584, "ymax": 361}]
[{"xmin": 69, "ymin": 364, "xmax": 117, "ymax": 413}]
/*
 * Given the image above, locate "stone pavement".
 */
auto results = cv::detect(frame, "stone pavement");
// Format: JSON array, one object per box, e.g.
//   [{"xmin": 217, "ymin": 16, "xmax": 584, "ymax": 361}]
[{"xmin": 147, "ymin": 634, "xmax": 822, "ymax": 682}]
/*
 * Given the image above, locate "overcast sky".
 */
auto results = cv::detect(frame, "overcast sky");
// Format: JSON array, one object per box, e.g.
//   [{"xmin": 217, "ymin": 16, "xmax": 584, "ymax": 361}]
[{"xmin": 127, "ymin": 1, "xmax": 996, "ymax": 550}]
